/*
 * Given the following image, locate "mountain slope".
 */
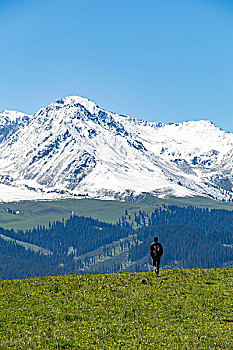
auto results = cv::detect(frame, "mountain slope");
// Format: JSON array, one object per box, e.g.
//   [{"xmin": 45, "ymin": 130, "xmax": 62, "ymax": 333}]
[
  {"xmin": 0, "ymin": 109, "xmax": 30, "ymax": 142},
  {"xmin": 0, "ymin": 95, "xmax": 233, "ymax": 202}
]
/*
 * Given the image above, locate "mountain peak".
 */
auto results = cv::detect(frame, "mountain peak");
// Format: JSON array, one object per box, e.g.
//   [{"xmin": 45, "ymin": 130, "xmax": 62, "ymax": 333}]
[
  {"xmin": 53, "ymin": 95, "xmax": 99, "ymax": 115},
  {"xmin": 0, "ymin": 109, "xmax": 29, "ymax": 122},
  {"xmin": 1, "ymin": 96, "xmax": 233, "ymax": 202},
  {"xmin": 0, "ymin": 110, "xmax": 30, "ymax": 143}
]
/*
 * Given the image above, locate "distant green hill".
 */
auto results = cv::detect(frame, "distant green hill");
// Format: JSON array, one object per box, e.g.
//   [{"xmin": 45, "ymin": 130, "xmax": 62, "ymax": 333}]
[
  {"xmin": 0, "ymin": 268, "xmax": 232, "ymax": 349},
  {"xmin": 1, "ymin": 196, "xmax": 233, "ymax": 231},
  {"xmin": 0, "ymin": 198, "xmax": 153, "ymax": 231}
]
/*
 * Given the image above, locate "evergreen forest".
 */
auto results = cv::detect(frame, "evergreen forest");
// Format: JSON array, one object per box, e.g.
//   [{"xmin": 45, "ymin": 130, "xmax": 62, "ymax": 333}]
[{"xmin": 0, "ymin": 205, "xmax": 232, "ymax": 279}]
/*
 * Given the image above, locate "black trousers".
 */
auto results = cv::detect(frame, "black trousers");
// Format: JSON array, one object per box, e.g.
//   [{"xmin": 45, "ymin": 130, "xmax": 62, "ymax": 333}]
[{"xmin": 152, "ymin": 258, "xmax": 161, "ymax": 274}]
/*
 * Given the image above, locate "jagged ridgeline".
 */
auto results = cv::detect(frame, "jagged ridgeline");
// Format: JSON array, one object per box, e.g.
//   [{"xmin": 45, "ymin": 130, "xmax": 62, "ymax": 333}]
[
  {"xmin": 1, "ymin": 96, "xmax": 233, "ymax": 202},
  {"xmin": 0, "ymin": 204, "xmax": 232, "ymax": 279}
]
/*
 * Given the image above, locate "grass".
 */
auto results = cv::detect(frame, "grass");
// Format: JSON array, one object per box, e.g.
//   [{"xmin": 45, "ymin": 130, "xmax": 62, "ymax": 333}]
[
  {"xmin": 1, "ymin": 196, "xmax": 233, "ymax": 231},
  {"xmin": 0, "ymin": 198, "xmax": 152, "ymax": 230},
  {"xmin": 0, "ymin": 268, "xmax": 232, "ymax": 349}
]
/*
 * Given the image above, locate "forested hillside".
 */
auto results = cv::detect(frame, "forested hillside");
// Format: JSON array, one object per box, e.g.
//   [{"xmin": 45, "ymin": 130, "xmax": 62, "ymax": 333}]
[
  {"xmin": 127, "ymin": 206, "xmax": 233, "ymax": 271},
  {"xmin": 0, "ymin": 205, "xmax": 232, "ymax": 279}
]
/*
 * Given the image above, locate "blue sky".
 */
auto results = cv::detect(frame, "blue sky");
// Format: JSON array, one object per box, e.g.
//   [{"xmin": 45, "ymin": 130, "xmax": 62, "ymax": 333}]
[{"xmin": 1, "ymin": 0, "xmax": 233, "ymax": 132}]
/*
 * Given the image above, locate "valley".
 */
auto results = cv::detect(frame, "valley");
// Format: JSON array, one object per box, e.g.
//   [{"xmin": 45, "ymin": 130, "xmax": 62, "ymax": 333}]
[
  {"xmin": 0, "ymin": 97, "xmax": 233, "ymax": 280},
  {"xmin": 0, "ymin": 199, "xmax": 232, "ymax": 279}
]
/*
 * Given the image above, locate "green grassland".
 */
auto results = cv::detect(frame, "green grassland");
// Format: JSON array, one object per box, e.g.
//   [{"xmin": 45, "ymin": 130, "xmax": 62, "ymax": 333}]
[
  {"xmin": 0, "ymin": 268, "xmax": 232, "ymax": 349},
  {"xmin": 1, "ymin": 196, "xmax": 233, "ymax": 231},
  {"xmin": 0, "ymin": 198, "xmax": 152, "ymax": 231}
]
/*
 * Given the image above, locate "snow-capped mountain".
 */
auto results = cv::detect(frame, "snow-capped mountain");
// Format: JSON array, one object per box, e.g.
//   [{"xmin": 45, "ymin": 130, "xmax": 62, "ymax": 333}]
[
  {"xmin": 0, "ymin": 110, "xmax": 30, "ymax": 143},
  {"xmin": 0, "ymin": 95, "xmax": 233, "ymax": 202}
]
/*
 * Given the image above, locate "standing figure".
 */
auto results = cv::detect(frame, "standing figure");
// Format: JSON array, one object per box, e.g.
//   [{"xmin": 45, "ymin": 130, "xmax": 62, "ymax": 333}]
[{"xmin": 150, "ymin": 236, "xmax": 163, "ymax": 275}]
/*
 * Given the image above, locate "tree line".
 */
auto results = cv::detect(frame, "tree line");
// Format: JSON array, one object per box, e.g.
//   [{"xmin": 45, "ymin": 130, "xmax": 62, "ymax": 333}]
[{"xmin": 0, "ymin": 205, "xmax": 232, "ymax": 279}]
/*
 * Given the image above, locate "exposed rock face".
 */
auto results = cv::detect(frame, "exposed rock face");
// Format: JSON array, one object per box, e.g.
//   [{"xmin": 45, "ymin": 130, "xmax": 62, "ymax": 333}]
[{"xmin": 0, "ymin": 96, "xmax": 233, "ymax": 202}]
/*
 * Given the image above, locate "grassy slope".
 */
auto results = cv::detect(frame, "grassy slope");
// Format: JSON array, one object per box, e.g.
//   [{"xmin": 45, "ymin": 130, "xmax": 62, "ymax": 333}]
[
  {"xmin": 1, "ymin": 196, "xmax": 233, "ymax": 231},
  {"xmin": 0, "ymin": 198, "xmax": 152, "ymax": 230},
  {"xmin": 0, "ymin": 268, "xmax": 232, "ymax": 349}
]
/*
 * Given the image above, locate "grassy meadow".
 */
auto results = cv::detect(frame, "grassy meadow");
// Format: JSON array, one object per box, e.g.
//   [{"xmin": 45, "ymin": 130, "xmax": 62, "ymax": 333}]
[
  {"xmin": 0, "ymin": 198, "xmax": 153, "ymax": 231},
  {"xmin": 0, "ymin": 268, "xmax": 232, "ymax": 349}
]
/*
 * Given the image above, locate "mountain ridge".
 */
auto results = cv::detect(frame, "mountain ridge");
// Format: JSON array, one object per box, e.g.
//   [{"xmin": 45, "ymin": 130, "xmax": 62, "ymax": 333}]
[{"xmin": 0, "ymin": 95, "xmax": 233, "ymax": 202}]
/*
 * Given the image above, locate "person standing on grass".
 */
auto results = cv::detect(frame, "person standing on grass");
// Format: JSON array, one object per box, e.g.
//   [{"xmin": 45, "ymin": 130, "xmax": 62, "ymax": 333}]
[{"xmin": 150, "ymin": 236, "xmax": 163, "ymax": 275}]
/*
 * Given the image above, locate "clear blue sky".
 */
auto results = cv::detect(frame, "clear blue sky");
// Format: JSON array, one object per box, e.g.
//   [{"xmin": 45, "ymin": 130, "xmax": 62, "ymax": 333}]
[{"xmin": 1, "ymin": 0, "xmax": 233, "ymax": 132}]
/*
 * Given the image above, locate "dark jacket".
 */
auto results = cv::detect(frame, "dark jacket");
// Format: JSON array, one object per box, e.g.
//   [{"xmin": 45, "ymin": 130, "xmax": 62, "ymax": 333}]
[{"xmin": 150, "ymin": 242, "xmax": 163, "ymax": 259}]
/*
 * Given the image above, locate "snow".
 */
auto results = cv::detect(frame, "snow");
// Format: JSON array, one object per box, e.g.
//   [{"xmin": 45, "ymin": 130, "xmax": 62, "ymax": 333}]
[
  {"xmin": 0, "ymin": 109, "xmax": 28, "ymax": 122},
  {"xmin": 0, "ymin": 184, "xmax": 61, "ymax": 202},
  {"xmin": 52, "ymin": 96, "xmax": 99, "ymax": 115},
  {"xmin": 0, "ymin": 95, "xmax": 233, "ymax": 202}
]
